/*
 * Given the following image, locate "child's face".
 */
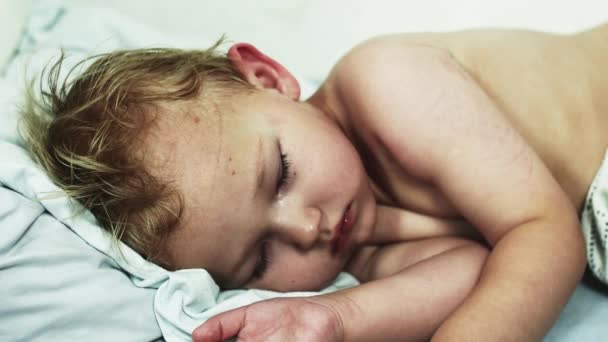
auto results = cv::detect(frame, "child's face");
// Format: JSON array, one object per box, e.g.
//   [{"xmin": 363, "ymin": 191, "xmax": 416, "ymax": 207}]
[{"xmin": 151, "ymin": 90, "xmax": 377, "ymax": 291}]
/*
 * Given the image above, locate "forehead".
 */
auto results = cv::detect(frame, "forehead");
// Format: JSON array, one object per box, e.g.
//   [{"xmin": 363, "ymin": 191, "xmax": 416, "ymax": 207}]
[
  {"xmin": 146, "ymin": 99, "xmax": 262, "ymax": 213},
  {"xmin": 143, "ymin": 99, "xmax": 267, "ymax": 278}
]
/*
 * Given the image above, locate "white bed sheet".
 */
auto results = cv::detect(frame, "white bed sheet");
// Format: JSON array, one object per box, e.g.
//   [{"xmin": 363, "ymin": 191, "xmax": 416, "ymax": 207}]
[{"xmin": 0, "ymin": 0, "xmax": 31, "ymax": 74}]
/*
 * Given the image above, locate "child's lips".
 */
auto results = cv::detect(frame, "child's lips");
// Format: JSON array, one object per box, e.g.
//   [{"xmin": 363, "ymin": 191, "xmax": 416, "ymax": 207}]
[{"xmin": 332, "ymin": 203, "xmax": 355, "ymax": 255}]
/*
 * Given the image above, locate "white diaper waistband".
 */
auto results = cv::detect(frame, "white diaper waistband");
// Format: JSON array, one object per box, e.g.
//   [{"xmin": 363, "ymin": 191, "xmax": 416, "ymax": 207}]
[{"xmin": 581, "ymin": 149, "xmax": 608, "ymax": 284}]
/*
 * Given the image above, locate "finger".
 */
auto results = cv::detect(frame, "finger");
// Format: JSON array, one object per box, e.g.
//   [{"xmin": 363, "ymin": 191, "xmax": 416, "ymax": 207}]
[{"xmin": 192, "ymin": 308, "xmax": 248, "ymax": 342}]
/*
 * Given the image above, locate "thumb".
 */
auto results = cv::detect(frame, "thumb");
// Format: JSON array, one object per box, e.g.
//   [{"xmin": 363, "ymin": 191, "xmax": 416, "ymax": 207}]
[{"xmin": 192, "ymin": 308, "xmax": 247, "ymax": 342}]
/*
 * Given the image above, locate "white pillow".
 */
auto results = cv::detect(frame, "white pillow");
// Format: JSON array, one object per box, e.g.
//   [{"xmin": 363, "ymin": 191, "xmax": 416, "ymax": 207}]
[{"xmin": 0, "ymin": 0, "xmax": 32, "ymax": 73}]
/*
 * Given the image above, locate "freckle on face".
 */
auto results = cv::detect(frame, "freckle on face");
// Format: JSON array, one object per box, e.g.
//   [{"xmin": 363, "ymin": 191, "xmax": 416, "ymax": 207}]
[
  {"xmin": 232, "ymin": 170, "xmax": 236, "ymax": 175},
  {"xmin": 193, "ymin": 116, "xmax": 200, "ymax": 124}
]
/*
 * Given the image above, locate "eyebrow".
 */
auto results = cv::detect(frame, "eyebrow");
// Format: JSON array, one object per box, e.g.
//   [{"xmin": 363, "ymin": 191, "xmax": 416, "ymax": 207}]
[{"xmin": 253, "ymin": 135, "xmax": 266, "ymax": 199}]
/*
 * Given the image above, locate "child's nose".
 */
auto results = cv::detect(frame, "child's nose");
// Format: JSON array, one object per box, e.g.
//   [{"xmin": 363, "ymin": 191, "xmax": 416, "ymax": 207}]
[{"xmin": 272, "ymin": 206, "xmax": 323, "ymax": 250}]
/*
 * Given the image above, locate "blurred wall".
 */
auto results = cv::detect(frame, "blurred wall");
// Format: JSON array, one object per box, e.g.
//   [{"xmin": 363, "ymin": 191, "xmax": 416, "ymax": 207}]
[{"xmin": 65, "ymin": 0, "xmax": 608, "ymax": 81}]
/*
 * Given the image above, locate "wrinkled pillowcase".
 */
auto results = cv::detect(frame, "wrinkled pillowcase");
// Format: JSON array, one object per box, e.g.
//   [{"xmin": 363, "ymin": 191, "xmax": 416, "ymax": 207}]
[{"xmin": 0, "ymin": 0, "xmax": 32, "ymax": 73}]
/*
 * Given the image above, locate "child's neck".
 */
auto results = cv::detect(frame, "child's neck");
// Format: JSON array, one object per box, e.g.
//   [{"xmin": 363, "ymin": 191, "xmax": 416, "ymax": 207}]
[{"xmin": 306, "ymin": 79, "xmax": 355, "ymax": 141}]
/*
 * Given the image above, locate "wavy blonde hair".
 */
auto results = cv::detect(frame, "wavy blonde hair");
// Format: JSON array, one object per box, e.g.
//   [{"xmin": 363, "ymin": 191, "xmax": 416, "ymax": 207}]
[{"xmin": 20, "ymin": 40, "xmax": 255, "ymax": 264}]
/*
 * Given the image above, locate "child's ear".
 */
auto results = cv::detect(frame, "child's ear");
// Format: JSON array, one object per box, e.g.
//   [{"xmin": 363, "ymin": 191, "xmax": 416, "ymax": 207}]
[{"xmin": 228, "ymin": 43, "xmax": 301, "ymax": 100}]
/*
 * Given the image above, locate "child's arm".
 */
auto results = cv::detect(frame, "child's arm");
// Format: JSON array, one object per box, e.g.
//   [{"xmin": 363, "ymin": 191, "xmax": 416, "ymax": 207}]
[
  {"xmin": 333, "ymin": 39, "xmax": 586, "ymax": 341},
  {"xmin": 193, "ymin": 237, "xmax": 488, "ymax": 342},
  {"xmin": 369, "ymin": 204, "xmax": 483, "ymax": 244}
]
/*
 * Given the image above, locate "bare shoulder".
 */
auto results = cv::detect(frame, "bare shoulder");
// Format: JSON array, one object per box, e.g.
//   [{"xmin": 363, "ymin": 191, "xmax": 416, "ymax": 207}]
[
  {"xmin": 331, "ymin": 35, "xmax": 460, "ymax": 98},
  {"xmin": 329, "ymin": 36, "xmax": 475, "ymax": 178},
  {"xmin": 328, "ymin": 34, "xmax": 576, "ymax": 245}
]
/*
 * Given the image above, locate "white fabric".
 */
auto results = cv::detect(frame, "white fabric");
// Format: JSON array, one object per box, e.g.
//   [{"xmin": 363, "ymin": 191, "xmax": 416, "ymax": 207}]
[
  {"xmin": 0, "ymin": 1, "xmax": 356, "ymax": 341},
  {"xmin": 582, "ymin": 150, "xmax": 608, "ymax": 283},
  {"xmin": 0, "ymin": 0, "xmax": 31, "ymax": 74}
]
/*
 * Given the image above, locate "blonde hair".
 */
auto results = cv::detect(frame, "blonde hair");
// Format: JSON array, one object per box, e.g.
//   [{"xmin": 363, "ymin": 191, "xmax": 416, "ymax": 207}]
[{"xmin": 20, "ymin": 40, "xmax": 255, "ymax": 264}]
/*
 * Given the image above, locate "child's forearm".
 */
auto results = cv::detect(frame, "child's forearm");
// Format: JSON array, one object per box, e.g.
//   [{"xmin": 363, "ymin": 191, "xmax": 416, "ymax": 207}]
[
  {"xmin": 370, "ymin": 204, "xmax": 483, "ymax": 244},
  {"xmin": 312, "ymin": 241, "xmax": 488, "ymax": 341},
  {"xmin": 432, "ymin": 217, "xmax": 586, "ymax": 341}
]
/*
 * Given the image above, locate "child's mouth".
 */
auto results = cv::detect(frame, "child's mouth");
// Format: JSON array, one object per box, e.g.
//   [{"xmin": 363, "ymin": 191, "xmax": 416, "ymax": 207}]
[{"xmin": 332, "ymin": 203, "xmax": 355, "ymax": 255}]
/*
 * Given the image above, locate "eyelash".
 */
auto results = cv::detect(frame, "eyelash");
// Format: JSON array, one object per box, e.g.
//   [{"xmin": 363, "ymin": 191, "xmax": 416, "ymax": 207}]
[
  {"xmin": 253, "ymin": 149, "xmax": 290, "ymax": 280},
  {"xmin": 277, "ymin": 152, "xmax": 291, "ymax": 191},
  {"xmin": 253, "ymin": 240, "xmax": 270, "ymax": 279}
]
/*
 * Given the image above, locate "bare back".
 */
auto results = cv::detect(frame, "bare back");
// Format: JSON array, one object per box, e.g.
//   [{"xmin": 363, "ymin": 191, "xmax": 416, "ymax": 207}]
[
  {"xmin": 391, "ymin": 25, "xmax": 608, "ymax": 212},
  {"xmin": 314, "ymin": 24, "xmax": 608, "ymax": 216}
]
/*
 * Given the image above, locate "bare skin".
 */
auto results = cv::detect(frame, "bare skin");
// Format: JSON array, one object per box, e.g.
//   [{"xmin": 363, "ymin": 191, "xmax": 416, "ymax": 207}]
[
  {"xmin": 189, "ymin": 24, "xmax": 608, "ymax": 341},
  {"xmin": 314, "ymin": 25, "xmax": 606, "ymax": 341},
  {"xmin": 319, "ymin": 24, "xmax": 608, "ymax": 214}
]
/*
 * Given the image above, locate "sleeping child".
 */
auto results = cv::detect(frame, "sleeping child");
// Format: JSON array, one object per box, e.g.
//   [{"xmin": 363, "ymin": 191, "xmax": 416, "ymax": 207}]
[{"xmin": 21, "ymin": 23, "xmax": 608, "ymax": 341}]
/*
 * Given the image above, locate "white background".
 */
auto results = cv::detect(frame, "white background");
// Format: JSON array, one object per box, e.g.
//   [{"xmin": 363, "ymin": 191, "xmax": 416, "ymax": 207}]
[{"xmin": 66, "ymin": 0, "xmax": 608, "ymax": 80}]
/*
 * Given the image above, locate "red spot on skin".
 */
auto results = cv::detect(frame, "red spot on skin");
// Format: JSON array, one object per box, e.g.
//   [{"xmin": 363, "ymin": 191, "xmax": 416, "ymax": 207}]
[{"xmin": 193, "ymin": 116, "xmax": 200, "ymax": 124}]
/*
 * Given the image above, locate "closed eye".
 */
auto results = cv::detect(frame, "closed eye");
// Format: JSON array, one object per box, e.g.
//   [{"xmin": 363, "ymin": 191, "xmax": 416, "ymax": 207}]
[
  {"xmin": 277, "ymin": 149, "xmax": 291, "ymax": 191},
  {"xmin": 251, "ymin": 143, "xmax": 290, "ymax": 282}
]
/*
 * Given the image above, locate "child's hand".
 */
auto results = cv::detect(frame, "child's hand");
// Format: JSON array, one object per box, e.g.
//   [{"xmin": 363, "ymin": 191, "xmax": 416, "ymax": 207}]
[{"xmin": 192, "ymin": 297, "xmax": 344, "ymax": 342}]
